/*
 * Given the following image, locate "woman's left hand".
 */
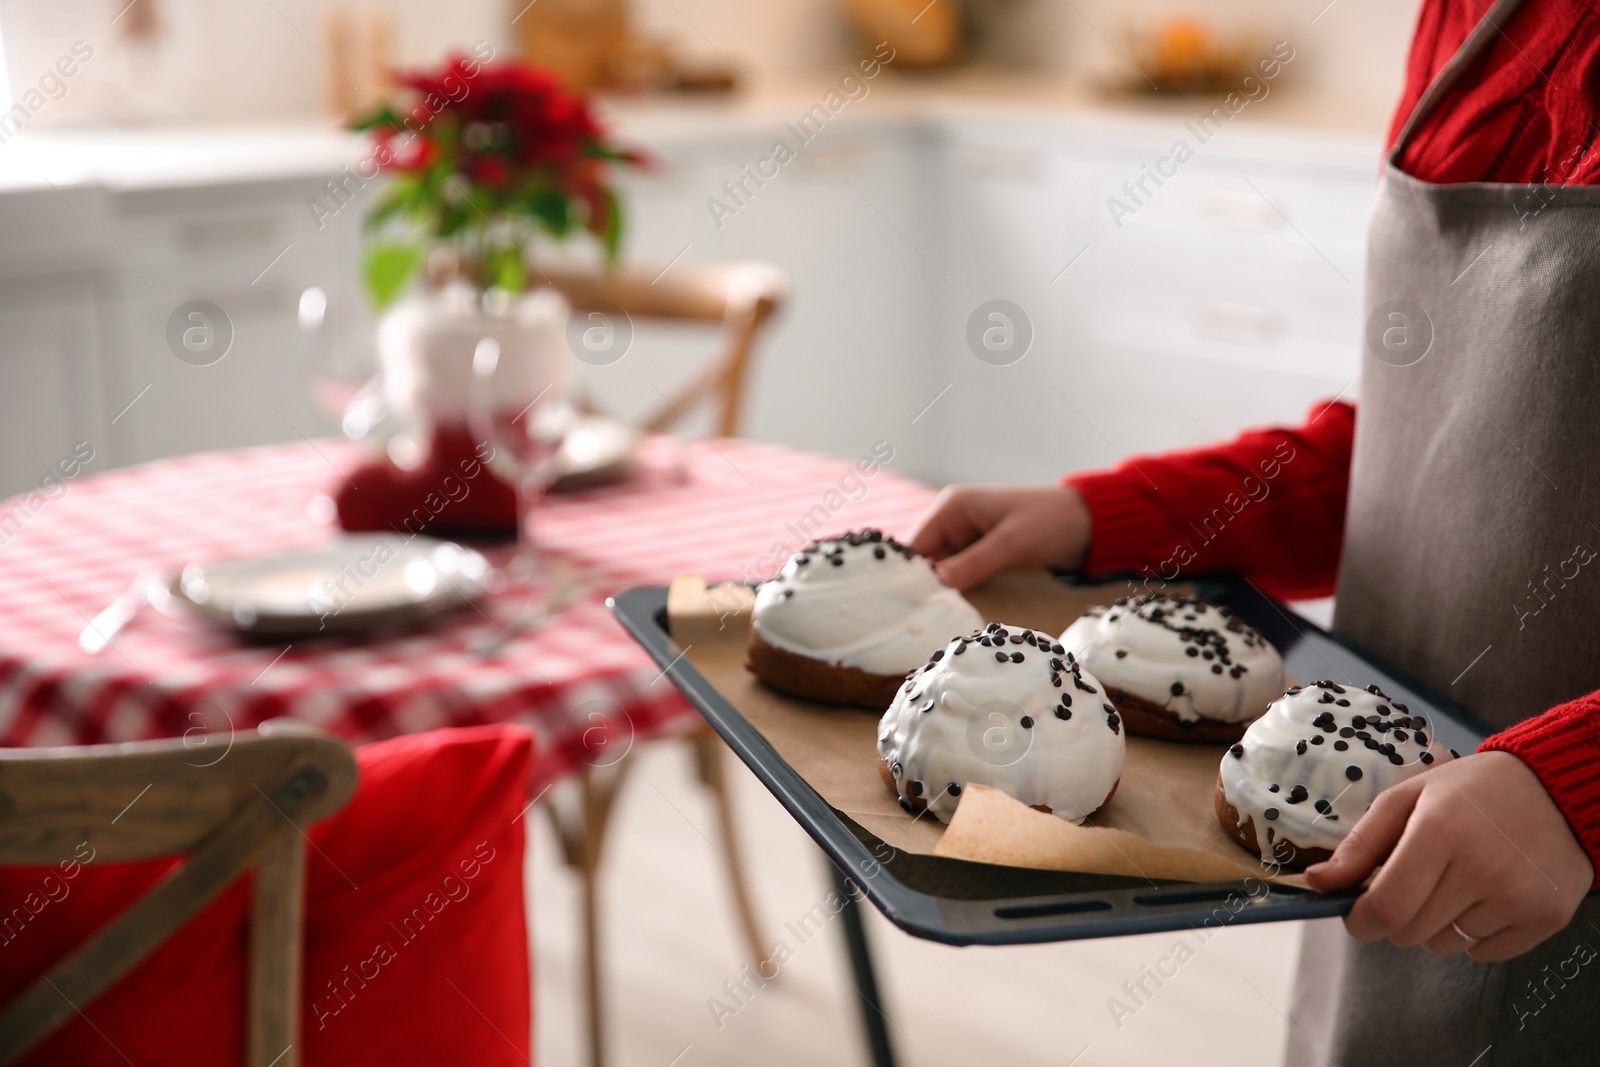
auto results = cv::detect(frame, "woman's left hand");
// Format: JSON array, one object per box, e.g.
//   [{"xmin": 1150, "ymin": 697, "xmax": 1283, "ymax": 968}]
[{"xmin": 1303, "ymin": 751, "xmax": 1594, "ymax": 962}]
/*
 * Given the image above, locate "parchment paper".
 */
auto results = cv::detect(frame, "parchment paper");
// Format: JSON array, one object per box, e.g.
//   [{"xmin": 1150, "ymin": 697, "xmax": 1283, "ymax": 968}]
[{"xmin": 667, "ymin": 571, "xmax": 1305, "ymax": 887}]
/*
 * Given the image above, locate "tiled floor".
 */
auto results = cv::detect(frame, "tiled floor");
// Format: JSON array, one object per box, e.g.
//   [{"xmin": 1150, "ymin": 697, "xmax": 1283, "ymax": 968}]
[{"xmin": 530, "ymin": 740, "xmax": 1304, "ymax": 1067}]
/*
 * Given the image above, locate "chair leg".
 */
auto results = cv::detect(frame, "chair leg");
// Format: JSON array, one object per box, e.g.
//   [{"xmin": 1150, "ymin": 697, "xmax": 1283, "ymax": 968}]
[
  {"xmin": 542, "ymin": 758, "xmax": 634, "ymax": 1067},
  {"xmin": 578, "ymin": 769, "xmax": 608, "ymax": 1067},
  {"xmin": 250, "ymin": 830, "xmax": 304, "ymax": 1067},
  {"xmin": 690, "ymin": 728, "xmax": 771, "ymax": 969}
]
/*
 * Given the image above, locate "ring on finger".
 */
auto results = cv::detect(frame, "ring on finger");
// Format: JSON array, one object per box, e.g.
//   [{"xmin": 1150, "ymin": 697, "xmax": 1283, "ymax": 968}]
[{"xmin": 1450, "ymin": 920, "xmax": 1481, "ymax": 943}]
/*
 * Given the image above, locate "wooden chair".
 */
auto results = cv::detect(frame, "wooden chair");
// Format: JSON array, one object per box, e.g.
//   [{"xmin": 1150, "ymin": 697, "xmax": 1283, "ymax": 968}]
[
  {"xmin": 0, "ymin": 722, "xmax": 358, "ymax": 1067},
  {"xmin": 536, "ymin": 258, "xmax": 788, "ymax": 436},
  {"xmin": 531, "ymin": 258, "xmax": 788, "ymax": 1067}
]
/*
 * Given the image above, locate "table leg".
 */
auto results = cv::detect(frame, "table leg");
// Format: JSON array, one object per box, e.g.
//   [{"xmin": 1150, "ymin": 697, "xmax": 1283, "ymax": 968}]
[{"xmin": 828, "ymin": 861, "xmax": 899, "ymax": 1067}]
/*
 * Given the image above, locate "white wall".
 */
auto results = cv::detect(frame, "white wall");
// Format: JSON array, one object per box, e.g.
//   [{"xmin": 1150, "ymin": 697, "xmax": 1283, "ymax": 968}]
[
  {"xmin": 0, "ymin": 0, "xmax": 507, "ymax": 125},
  {"xmin": 630, "ymin": 0, "xmax": 1422, "ymax": 118},
  {"xmin": 0, "ymin": 0, "xmax": 1422, "ymax": 126}
]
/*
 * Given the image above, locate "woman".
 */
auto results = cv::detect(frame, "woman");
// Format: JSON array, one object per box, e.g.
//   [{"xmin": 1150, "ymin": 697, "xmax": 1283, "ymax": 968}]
[{"xmin": 910, "ymin": 0, "xmax": 1600, "ymax": 1061}]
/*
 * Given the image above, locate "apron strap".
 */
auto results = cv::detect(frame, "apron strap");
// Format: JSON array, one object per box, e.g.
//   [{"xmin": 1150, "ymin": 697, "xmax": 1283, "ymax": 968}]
[{"xmin": 1389, "ymin": 0, "xmax": 1529, "ymax": 163}]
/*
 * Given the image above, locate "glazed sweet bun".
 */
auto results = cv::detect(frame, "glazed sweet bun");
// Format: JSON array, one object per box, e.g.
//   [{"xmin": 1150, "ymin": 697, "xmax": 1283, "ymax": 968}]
[
  {"xmin": 1060, "ymin": 594, "xmax": 1284, "ymax": 743},
  {"xmin": 1216, "ymin": 681, "xmax": 1457, "ymax": 869},
  {"xmin": 876, "ymin": 623, "xmax": 1125, "ymax": 824},
  {"xmin": 747, "ymin": 529, "xmax": 984, "ymax": 708}
]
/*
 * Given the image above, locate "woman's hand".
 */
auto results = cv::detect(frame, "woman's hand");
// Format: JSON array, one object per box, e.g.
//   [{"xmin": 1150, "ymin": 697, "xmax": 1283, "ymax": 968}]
[
  {"xmin": 907, "ymin": 485, "xmax": 1092, "ymax": 590},
  {"xmin": 1303, "ymin": 751, "xmax": 1593, "ymax": 962}
]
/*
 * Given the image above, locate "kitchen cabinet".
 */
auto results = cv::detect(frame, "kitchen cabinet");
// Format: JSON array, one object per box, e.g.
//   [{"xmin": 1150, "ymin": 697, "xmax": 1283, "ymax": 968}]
[
  {"xmin": 0, "ymin": 271, "xmax": 109, "ymax": 498},
  {"xmin": 609, "ymin": 118, "xmax": 936, "ymax": 480},
  {"xmin": 104, "ymin": 178, "xmax": 362, "ymax": 465},
  {"xmin": 0, "ymin": 106, "xmax": 1381, "ymax": 497}
]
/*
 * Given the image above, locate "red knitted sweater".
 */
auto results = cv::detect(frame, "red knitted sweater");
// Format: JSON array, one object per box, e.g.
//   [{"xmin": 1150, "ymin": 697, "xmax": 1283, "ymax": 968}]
[{"xmin": 1064, "ymin": 0, "xmax": 1600, "ymax": 875}]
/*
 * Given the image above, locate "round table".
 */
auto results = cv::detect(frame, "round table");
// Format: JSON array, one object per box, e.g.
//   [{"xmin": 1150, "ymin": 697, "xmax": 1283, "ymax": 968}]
[{"xmin": 0, "ymin": 436, "xmax": 935, "ymax": 779}]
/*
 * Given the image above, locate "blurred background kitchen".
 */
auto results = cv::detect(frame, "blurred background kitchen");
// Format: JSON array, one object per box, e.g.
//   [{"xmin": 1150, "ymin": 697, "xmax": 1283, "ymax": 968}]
[{"xmin": 0, "ymin": 1, "xmax": 1418, "ymax": 1064}]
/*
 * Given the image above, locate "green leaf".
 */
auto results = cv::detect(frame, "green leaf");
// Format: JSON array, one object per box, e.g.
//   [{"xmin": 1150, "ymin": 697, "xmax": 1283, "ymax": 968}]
[
  {"xmin": 594, "ymin": 186, "xmax": 623, "ymax": 261},
  {"xmin": 349, "ymin": 104, "xmax": 402, "ymax": 133},
  {"xmin": 486, "ymin": 245, "xmax": 527, "ymax": 293},
  {"xmin": 363, "ymin": 242, "xmax": 424, "ymax": 309}
]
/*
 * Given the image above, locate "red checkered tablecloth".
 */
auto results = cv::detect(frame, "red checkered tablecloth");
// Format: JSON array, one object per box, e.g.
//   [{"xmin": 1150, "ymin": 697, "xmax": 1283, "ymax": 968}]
[{"xmin": 0, "ymin": 436, "xmax": 934, "ymax": 779}]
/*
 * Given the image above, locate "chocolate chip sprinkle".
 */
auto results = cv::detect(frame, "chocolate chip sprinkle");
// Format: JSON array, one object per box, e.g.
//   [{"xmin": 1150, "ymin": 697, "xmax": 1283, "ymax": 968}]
[
  {"xmin": 1010, "ymin": 652, "xmax": 1025, "ymax": 663},
  {"xmin": 1055, "ymin": 706, "xmax": 1072, "ymax": 720},
  {"xmin": 1345, "ymin": 765, "xmax": 1363, "ymax": 781},
  {"xmin": 948, "ymin": 782, "xmax": 962, "ymax": 796},
  {"xmin": 909, "ymin": 780, "xmax": 923, "ymax": 797},
  {"xmin": 1264, "ymin": 807, "xmax": 1280, "ymax": 820},
  {"xmin": 1230, "ymin": 743, "xmax": 1245, "ymax": 758}
]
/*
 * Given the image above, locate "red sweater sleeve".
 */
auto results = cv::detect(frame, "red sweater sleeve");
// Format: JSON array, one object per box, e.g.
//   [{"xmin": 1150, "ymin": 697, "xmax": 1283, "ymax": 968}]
[
  {"xmin": 1480, "ymin": 696, "xmax": 1600, "ymax": 883},
  {"xmin": 1063, "ymin": 399, "xmax": 1355, "ymax": 601}
]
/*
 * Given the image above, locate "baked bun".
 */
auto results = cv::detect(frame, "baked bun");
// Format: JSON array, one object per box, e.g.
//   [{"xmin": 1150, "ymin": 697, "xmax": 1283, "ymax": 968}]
[
  {"xmin": 747, "ymin": 529, "xmax": 983, "ymax": 708},
  {"xmin": 1216, "ymin": 681, "xmax": 1456, "ymax": 869},
  {"xmin": 876, "ymin": 623, "xmax": 1125, "ymax": 824},
  {"xmin": 1060, "ymin": 594, "xmax": 1284, "ymax": 743}
]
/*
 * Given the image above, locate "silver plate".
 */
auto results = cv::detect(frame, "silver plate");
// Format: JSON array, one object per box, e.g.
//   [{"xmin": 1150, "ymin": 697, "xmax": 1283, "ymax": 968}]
[{"xmin": 168, "ymin": 536, "xmax": 490, "ymax": 636}]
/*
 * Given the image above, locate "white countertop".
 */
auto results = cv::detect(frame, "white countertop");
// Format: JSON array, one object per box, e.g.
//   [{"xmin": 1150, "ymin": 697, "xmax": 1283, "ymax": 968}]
[{"xmin": 0, "ymin": 70, "xmax": 1387, "ymax": 194}]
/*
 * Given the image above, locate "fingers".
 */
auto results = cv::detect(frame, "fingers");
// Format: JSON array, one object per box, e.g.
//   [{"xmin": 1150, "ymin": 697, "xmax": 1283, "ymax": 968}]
[
  {"xmin": 1420, "ymin": 923, "xmax": 1476, "ymax": 955},
  {"xmin": 1341, "ymin": 803, "xmax": 1451, "ymax": 941},
  {"xmin": 1453, "ymin": 899, "xmax": 1535, "ymax": 963},
  {"xmin": 1304, "ymin": 777, "xmax": 1424, "ymax": 892},
  {"xmin": 907, "ymin": 487, "xmax": 982, "ymax": 561},
  {"xmin": 1390, "ymin": 860, "xmax": 1481, "ymax": 950},
  {"xmin": 935, "ymin": 519, "xmax": 1028, "ymax": 591}
]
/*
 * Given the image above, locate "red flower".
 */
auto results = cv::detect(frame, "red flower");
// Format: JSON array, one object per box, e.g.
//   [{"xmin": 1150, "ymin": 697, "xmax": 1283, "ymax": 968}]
[
  {"xmin": 465, "ymin": 154, "xmax": 510, "ymax": 187},
  {"xmin": 352, "ymin": 56, "xmax": 645, "ymax": 283}
]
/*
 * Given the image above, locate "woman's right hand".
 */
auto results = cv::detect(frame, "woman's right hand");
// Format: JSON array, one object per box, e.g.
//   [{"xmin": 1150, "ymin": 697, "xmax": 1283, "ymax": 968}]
[{"xmin": 907, "ymin": 485, "xmax": 1093, "ymax": 591}]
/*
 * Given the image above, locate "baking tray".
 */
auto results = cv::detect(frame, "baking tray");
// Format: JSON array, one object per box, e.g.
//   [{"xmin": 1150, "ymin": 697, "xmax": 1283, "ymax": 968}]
[{"xmin": 609, "ymin": 576, "xmax": 1492, "ymax": 946}]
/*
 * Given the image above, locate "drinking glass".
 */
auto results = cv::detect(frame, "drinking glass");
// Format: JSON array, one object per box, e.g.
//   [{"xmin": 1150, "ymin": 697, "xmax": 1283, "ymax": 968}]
[
  {"xmin": 297, "ymin": 285, "xmax": 392, "ymax": 448},
  {"xmin": 468, "ymin": 336, "xmax": 565, "ymax": 580}
]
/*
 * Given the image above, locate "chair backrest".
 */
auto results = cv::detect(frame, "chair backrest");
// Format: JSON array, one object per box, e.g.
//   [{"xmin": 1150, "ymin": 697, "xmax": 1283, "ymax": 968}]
[
  {"xmin": 0, "ymin": 721, "xmax": 357, "ymax": 1067},
  {"xmin": 534, "ymin": 259, "xmax": 789, "ymax": 438}
]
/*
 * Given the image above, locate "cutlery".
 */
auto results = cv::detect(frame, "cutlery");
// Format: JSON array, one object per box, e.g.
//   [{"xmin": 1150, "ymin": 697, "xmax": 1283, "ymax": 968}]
[{"xmin": 79, "ymin": 572, "xmax": 167, "ymax": 654}]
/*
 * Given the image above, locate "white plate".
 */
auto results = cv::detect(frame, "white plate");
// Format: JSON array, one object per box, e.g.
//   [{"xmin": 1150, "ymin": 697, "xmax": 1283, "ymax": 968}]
[{"xmin": 169, "ymin": 536, "xmax": 490, "ymax": 636}]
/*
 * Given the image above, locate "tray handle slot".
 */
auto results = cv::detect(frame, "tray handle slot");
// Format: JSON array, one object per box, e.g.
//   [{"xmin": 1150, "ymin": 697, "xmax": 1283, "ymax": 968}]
[{"xmin": 994, "ymin": 899, "xmax": 1114, "ymax": 921}]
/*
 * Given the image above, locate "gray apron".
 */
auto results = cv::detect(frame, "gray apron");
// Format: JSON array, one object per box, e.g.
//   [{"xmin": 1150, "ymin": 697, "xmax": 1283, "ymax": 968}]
[{"xmin": 1288, "ymin": 0, "xmax": 1600, "ymax": 1062}]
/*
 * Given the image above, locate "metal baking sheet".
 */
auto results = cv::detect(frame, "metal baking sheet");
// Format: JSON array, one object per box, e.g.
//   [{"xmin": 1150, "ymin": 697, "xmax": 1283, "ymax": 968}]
[{"xmin": 609, "ymin": 576, "xmax": 1491, "ymax": 946}]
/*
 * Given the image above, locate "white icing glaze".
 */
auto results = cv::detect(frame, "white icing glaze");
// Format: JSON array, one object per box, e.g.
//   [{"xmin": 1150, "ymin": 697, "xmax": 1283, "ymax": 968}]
[
  {"xmin": 751, "ymin": 530, "xmax": 983, "ymax": 676},
  {"xmin": 1219, "ymin": 681, "xmax": 1457, "ymax": 861},
  {"xmin": 1060, "ymin": 595, "xmax": 1284, "ymax": 724},
  {"xmin": 876, "ymin": 623, "xmax": 1125, "ymax": 825}
]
